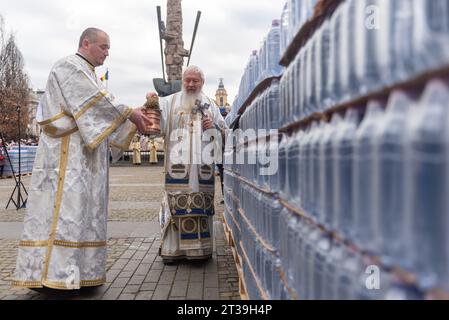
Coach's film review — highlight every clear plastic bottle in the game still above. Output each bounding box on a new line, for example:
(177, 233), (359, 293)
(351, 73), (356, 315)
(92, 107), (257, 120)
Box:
(321, 115), (343, 229)
(375, 90), (418, 269)
(323, 239), (346, 300)
(304, 122), (318, 216)
(334, 247), (360, 300)
(279, 69), (288, 128)
(312, 232), (332, 300)
(339, 0), (358, 102)
(353, 101), (385, 254)
(311, 122), (325, 221)
(327, 5), (344, 106)
(404, 79), (449, 291)
(266, 19), (283, 78)
(270, 197), (283, 252)
(268, 80), (281, 131)
(413, 0), (449, 73)
(268, 134), (280, 194)
(298, 49), (306, 120)
(318, 121), (330, 226)
(292, 54), (301, 123)
(280, 207), (290, 282)
(299, 125), (311, 212)
(288, 209), (300, 285)
(288, 130), (302, 209)
(299, 222), (315, 299)
(315, 20), (331, 113)
(354, 0), (392, 95)
(278, 134), (289, 200)
(307, 35), (318, 115)
(280, 2), (291, 57)
(292, 217), (305, 295)
(390, 0), (416, 82)
(333, 109), (360, 240)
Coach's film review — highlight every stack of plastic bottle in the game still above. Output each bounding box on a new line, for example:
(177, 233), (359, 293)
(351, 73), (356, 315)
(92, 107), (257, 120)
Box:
(2, 146), (38, 177)
(224, 0), (449, 300)
(227, 20), (284, 126)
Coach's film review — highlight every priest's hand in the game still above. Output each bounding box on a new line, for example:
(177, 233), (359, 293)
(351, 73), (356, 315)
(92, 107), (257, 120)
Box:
(129, 107), (151, 133)
(203, 116), (214, 131)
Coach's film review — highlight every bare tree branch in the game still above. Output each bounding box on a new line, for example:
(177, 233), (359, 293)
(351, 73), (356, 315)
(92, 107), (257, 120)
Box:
(0, 14), (30, 141)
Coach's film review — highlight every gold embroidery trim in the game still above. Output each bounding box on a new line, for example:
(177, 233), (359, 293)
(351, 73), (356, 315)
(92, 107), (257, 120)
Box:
(42, 278), (106, 290)
(74, 91), (108, 121)
(42, 135), (71, 283)
(110, 124), (137, 151)
(87, 107), (134, 151)
(11, 280), (43, 289)
(43, 126), (79, 139)
(19, 240), (107, 248)
(19, 241), (48, 248)
(38, 110), (73, 126)
(12, 278), (106, 290)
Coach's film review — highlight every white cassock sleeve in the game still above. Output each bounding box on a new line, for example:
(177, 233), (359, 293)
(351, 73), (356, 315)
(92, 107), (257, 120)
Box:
(54, 65), (135, 151)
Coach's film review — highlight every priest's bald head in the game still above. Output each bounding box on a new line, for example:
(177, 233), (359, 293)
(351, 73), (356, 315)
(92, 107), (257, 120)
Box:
(78, 28), (110, 67)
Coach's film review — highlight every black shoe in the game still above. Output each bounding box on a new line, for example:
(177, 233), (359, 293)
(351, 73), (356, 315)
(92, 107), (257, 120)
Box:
(162, 258), (179, 265)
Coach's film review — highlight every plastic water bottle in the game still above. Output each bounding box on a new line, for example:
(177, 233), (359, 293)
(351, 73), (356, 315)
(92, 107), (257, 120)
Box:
(321, 115), (343, 229)
(353, 100), (385, 254)
(315, 20), (331, 113)
(390, 0), (416, 82)
(280, 2), (291, 57)
(268, 80), (281, 130)
(323, 239), (346, 300)
(404, 79), (449, 291)
(268, 134), (280, 194)
(266, 19), (283, 77)
(354, 0), (392, 95)
(335, 247), (360, 300)
(413, 0), (449, 73)
(317, 121), (330, 226)
(339, 0), (358, 102)
(292, 54), (301, 122)
(327, 4), (344, 106)
(298, 49), (306, 120)
(311, 122), (325, 220)
(292, 217), (305, 295)
(287, 210), (300, 285)
(375, 90), (418, 269)
(304, 122), (318, 216)
(306, 35), (318, 114)
(279, 134), (289, 200)
(312, 232), (332, 300)
(300, 223), (318, 299)
(299, 126), (311, 212)
(333, 109), (359, 240)
(288, 130), (302, 209)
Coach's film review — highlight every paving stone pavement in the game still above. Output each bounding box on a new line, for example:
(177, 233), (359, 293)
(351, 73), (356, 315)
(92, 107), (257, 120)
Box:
(0, 166), (240, 300)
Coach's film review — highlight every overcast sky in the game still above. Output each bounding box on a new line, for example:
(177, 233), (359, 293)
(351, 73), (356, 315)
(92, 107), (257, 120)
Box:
(0, 0), (283, 107)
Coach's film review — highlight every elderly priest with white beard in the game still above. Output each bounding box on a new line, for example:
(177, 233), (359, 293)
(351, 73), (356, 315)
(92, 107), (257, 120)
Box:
(153, 66), (228, 264)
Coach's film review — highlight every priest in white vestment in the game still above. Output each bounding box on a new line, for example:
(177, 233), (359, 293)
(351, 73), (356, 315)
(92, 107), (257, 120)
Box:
(12, 28), (150, 290)
(157, 66), (227, 264)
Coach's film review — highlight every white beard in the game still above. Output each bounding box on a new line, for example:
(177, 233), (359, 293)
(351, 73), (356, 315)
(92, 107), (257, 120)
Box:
(180, 91), (202, 112)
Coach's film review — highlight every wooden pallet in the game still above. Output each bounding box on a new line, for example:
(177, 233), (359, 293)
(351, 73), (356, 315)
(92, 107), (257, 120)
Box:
(222, 219), (249, 300)
(1, 173), (32, 179)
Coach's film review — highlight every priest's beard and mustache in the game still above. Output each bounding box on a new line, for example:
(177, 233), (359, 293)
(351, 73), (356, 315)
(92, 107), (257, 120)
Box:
(181, 90), (202, 112)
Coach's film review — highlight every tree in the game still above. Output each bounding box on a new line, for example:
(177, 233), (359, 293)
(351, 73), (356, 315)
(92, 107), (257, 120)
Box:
(0, 14), (30, 141)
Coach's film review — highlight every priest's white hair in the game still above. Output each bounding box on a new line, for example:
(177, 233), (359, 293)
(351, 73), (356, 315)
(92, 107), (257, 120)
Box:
(183, 65), (205, 83)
